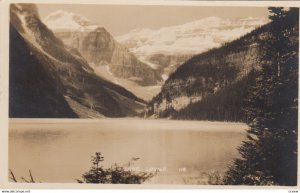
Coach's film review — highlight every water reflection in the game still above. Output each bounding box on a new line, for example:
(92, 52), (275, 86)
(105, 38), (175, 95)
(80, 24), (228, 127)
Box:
(9, 119), (247, 184)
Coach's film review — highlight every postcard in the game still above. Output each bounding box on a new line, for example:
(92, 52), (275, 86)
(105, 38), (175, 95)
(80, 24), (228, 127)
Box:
(0, 0), (299, 189)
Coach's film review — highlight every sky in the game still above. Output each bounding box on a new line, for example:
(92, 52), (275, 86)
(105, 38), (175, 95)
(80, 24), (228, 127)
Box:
(37, 4), (269, 36)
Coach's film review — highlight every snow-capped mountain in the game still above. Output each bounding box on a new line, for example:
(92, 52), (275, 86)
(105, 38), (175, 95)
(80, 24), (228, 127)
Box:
(148, 13), (298, 121)
(115, 16), (267, 82)
(43, 10), (98, 32)
(10, 4), (146, 118)
(43, 10), (161, 88)
(42, 11), (268, 101)
(116, 16), (268, 56)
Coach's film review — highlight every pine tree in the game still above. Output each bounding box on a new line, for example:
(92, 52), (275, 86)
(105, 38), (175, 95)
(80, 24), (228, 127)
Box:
(223, 7), (298, 185)
(78, 152), (155, 184)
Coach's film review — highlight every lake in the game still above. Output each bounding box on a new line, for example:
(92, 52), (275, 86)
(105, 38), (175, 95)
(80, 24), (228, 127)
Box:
(9, 119), (248, 184)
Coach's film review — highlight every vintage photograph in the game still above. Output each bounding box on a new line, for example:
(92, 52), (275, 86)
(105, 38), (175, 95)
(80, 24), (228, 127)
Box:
(8, 2), (298, 186)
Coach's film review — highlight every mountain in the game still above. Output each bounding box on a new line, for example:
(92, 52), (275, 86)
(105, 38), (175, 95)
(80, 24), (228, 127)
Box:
(42, 10), (98, 32)
(116, 17), (267, 80)
(148, 18), (284, 121)
(9, 4), (146, 118)
(43, 10), (161, 87)
(43, 12), (267, 100)
(117, 17), (267, 56)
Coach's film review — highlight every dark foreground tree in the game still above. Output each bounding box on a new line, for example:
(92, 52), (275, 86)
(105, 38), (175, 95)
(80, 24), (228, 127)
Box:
(223, 7), (298, 185)
(77, 152), (155, 184)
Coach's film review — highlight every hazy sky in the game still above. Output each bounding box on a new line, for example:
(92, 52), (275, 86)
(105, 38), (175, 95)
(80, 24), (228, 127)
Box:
(37, 4), (269, 36)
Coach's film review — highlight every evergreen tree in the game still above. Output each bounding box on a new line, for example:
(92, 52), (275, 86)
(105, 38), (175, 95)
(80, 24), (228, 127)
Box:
(78, 152), (155, 184)
(223, 7), (298, 185)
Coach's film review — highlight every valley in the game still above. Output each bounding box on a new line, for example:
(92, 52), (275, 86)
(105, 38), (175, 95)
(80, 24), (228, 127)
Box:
(42, 9), (267, 104)
(9, 3), (282, 121)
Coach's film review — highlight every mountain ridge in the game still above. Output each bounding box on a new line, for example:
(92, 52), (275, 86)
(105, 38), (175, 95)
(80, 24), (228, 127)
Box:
(116, 16), (267, 82)
(10, 3), (146, 118)
(43, 10), (162, 87)
(148, 19), (276, 120)
(116, 16), (267, 55)
(43, 10), (99, 32)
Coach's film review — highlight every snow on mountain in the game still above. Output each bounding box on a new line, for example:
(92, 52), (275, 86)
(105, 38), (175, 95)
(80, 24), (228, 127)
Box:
(43, 10), (98, 32)
(116, 16), (268, 56)
(41, 11), (268, 100)
(10, 4), (146, 117)
(42, 10), (162, 100)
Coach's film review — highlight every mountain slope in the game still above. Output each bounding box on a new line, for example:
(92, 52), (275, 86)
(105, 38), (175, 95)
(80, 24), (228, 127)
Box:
(44, 10), (161, 87)
(10, 24), (78, 118)
(170, 71), (258, 121)
(149, 14), (298, 121)
(148, 20), (275, 120)
(9, 4), (145, 118)
(117, 17), (267, 80)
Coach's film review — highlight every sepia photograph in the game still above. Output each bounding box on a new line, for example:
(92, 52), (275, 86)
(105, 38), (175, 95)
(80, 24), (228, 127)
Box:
(2, 0), (299, 188)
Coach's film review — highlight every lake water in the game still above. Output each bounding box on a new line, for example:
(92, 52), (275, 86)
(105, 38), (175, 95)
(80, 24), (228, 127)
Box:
(9, 119), (248, 184)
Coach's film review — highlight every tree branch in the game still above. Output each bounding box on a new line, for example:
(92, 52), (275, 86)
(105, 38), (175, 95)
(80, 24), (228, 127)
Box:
(29, 170), (35, 183)
(9, 169), (17, 182)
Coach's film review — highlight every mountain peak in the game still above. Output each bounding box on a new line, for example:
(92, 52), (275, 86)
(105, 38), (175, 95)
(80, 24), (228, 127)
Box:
(43, 10), (98, 32)
(94, 26), (108, 33)
(11, 4), (40, 18)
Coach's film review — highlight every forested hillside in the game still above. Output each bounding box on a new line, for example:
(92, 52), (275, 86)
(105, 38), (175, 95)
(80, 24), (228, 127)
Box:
(148, 11), (297, 122)
(171, 70), (258, 121)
